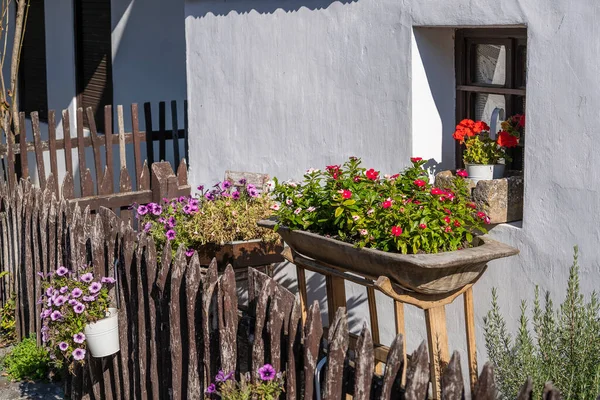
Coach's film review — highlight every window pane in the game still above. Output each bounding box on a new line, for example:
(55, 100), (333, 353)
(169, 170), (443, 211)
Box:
(473, 93), (506, 127)
(473, 44), (506, 85)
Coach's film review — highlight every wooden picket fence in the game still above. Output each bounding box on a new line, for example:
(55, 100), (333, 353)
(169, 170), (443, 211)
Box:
(0, 101), (188, 217)
(0, 178), (562, 399)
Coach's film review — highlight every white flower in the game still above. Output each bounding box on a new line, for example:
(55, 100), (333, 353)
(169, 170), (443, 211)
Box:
(294, 208), (302, 215)
(306, 168), (320, 174)
(265, 180), (275, 192)
(286, 199), (293, 206)
(295, 193), (303, 198)
(285, 180), (298, 188)
(352, 215), (360, 221)
(307, 206), (316, 212)
(367, 208), (374, 215)
(270, 204), (280, 211)
(359, 229), (368, 236)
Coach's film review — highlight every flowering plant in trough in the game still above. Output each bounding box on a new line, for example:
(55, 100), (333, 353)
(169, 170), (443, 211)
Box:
(271, 157), (490, 254)
(205, 364), (285, 400)
(39, 266), (116, 373)
(453, 116), (523, 165)
(137, 179), (279, 257)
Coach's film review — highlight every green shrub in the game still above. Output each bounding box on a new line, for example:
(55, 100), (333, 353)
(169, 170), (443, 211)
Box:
(3, 336), (51, 381)
(484, 246), (600, 399)
(0, 295), (16, 344)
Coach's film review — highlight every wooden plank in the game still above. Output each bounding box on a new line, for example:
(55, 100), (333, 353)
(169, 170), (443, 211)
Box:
(69, 190), (153, 211)
(404, 342), (430, 400)
(353, 324), (373, 400)
(424, 305), (449, 399)
(296, 266), (308, 323)
(323, 308), (348, 400)
(473, 363), (496, 400)
(170, 247), (186, 400)
(135, 235), (149, 400)
(326, 275), (346, 326)
(23, 184), (35, 336)
(516, 378), (533, 400)
(304, 301), (323, 400)
(119, 168), (133, 224)
(86, 107), (103, 194)
(117, 222), (135, 399)
(268, 284), (295, 372)
(5, 122), (16, 189)
(286, 297), (302, 400)
(131, 104), (143, 189)
(252, 279), (277, 375)
(201, 259), (218, 388)
(171, 100), (180, 170)
(48, 110), (58, 188)
(32, 194), (42, 346)
(102, 105), (114, 196)
(62, 109), (74, 180)
(61, 173), (75, 200)
(31, 113), (47, 189)
(441, 351), (464, 399)
(139, 161), (151, 191)
(366, 286), (383, 374)
(463, 287), (478, 392)
(18, 113), (28, 179)
(183, 99), (189, 165)
(117, 105), (126, 169)
(218, 266), (238, 374)
(394, 301), (407, 385)
(184, 253), (202, 398)
(381, 334), (405, 399)
(76, 108), (94, 197)
(158, 101), (166, 161)
(143, 103), (154, 165)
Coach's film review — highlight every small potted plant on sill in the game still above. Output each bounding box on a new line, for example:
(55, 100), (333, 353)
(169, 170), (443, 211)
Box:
(39, 266), (119, 374)
(137, 179), (283, 271)
(453, 115), (523, 184)
(260, 157), (518, 295)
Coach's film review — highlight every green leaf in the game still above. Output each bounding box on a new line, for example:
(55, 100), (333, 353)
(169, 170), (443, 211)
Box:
(343, 200), (356, 206)
(335, 207), (344, 218)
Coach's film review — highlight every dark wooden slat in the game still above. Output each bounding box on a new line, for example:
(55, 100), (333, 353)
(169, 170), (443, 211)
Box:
(31, 113), (47, 189)
(202, 259), (219, 387)
(516, 378), (533, 400)
(76, 108), (93, 196)
(18, 113), (28, 179)
(5, 126), (16, 189)
(158, 101), (166, 161)
(456, 84), (526, 96)
(381, 334), (405, 399)
(323, 307), (348, 400)
(286, 297), (302, 400)
(303, 301), (323, 400)
(184, 253), (202, 398)
(143, 103), (154, 165)
(86, 107), (103, 194)
(404, 342), (429, 400)
(48, 111), (59, 188)
(62, 110), (74, 179)
(473, 363), (496, 400)
(103, 105), (114, 195)
(131, 104), (143, 189)
(136, 234), (149, 400)
(441, 352), (464, 399)
(171, 100), (180, 170)
(218, 266), (238, 374)
(353, 324), (373, 400)
(118, 168), (133, 225)
(170, 247), (186, 400)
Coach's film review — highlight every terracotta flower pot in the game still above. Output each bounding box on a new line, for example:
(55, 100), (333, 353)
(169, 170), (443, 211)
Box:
(258, 219), (518, 295)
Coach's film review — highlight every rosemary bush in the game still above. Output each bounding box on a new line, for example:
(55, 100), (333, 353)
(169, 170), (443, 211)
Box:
(484, 246), (600, 399)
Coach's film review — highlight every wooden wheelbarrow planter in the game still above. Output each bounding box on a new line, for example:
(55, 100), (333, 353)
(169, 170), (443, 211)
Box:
(259, 219), (518, 399)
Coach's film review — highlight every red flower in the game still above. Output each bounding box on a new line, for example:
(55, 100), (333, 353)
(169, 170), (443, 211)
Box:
(390, 174), (400, 180)
(477, 211), (486, 219)
(467, 202), (476, 209)
(414, 179), (426, 187)
(518, 114), (525, 128)
(431, 188), (444, 195)
(391, 226), (403, 236)
(342, 190), (352, 199)
(365, 168), (379, 181)
(456, 169), (468, 178)
(326, 165), (341, 179)
(414, 200), (421, 205)
(410, 157), (423, 163)
(443, 216), (451, 224)
(419, 223), (427, 229)
(497, 131), (519, 148)
(353, 176), (361, 182)
(444, 226), (452, 233)
(453, 220), (461, 227)
(444, 209), (451, 214)
(382, 200), (392, 209)
(473, 121), (490, 134)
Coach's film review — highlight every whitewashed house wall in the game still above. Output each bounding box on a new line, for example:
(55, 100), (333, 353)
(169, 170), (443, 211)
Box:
(184, 0), (600, 382)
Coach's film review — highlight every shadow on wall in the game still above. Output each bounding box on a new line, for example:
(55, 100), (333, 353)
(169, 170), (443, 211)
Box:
(185, 0), (357, 17)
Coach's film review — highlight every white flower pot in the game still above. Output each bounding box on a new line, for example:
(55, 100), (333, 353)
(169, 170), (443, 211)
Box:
(465, 164), (505, 184)
(84, 308), (120, 358)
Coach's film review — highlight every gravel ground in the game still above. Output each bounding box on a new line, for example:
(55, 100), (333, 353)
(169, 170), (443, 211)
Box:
(0, 346), (64, 400)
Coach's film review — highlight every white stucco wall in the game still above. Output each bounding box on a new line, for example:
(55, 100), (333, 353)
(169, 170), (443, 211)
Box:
(184, 0), (600, 381)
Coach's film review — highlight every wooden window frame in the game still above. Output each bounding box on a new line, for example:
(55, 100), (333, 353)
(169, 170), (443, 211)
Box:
(455, 28), (527, 170)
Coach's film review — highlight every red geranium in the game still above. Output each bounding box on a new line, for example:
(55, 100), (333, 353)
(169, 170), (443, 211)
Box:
(391, 226), (403, 236)
(410, 157), (423, 163)
(382, 200), (392, 209)
(497, 131), (519, 148)
(414, 179), (426, 187)
(342, 190), (352, 199)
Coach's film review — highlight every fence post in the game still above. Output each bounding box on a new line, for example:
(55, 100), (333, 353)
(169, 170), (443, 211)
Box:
(151, 162), (178, 202)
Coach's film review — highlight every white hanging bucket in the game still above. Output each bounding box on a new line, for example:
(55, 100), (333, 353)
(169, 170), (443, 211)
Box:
(84, 308), (120, 358)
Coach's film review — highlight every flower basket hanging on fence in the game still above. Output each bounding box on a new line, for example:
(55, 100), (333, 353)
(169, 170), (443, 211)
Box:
(84, 308), (120, 358)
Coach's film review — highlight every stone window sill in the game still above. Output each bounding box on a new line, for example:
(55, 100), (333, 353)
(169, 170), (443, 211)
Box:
(435, 171), (523, 224)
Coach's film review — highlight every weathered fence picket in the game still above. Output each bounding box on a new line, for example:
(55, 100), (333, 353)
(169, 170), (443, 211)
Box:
(0, 179), (569, 399)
